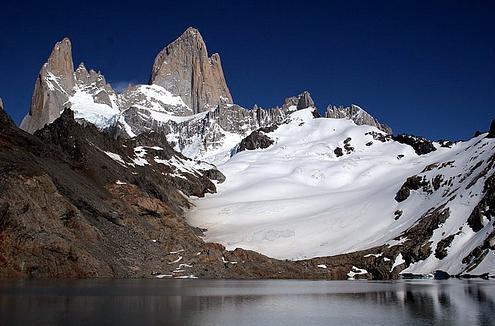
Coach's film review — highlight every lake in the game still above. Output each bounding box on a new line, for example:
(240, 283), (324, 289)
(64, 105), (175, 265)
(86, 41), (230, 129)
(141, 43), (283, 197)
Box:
(0, 279), (493, 326)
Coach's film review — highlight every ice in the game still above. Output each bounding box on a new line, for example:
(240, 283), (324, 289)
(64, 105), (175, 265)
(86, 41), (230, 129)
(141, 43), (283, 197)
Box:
(69, 90), (120, 129)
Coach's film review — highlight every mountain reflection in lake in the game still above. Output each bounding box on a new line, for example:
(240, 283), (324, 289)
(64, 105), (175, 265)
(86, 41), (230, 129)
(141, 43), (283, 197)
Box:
(0, 279), (493, 326)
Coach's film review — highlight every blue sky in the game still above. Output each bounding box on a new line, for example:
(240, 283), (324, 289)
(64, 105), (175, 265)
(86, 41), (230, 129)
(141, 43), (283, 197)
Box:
(0, 0), (493, 140)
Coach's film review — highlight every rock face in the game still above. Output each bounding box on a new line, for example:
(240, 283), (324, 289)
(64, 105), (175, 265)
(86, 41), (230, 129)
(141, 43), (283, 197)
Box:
(20, 38), (120, 134)
(19, 32), (395, 169)
(20, 38), (75, 133)
(488, 119), (495, 138)
(326, 104), (392, 134)
(0, 97), (4, 111)
(392, 134), (436, 155)
(150, 27), (233, 114)
(283, 91), (315, 110)
(237, 127), (276, 152)
(167, 104), (287, 164)
(74, 63), (117, 108)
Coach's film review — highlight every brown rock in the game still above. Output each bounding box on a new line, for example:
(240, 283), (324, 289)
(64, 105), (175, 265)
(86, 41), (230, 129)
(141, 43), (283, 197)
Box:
(20, 38), (75, 133)
(150, 27), (233, 113)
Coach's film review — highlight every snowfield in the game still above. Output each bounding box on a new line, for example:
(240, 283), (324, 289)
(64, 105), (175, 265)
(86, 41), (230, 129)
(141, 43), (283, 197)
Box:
(69, 90), (120, 129)
(187, 108), (495, 275)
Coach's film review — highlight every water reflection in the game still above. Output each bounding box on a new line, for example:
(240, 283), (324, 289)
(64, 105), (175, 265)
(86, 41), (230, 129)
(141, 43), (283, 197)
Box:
(0, 280), (493, 326)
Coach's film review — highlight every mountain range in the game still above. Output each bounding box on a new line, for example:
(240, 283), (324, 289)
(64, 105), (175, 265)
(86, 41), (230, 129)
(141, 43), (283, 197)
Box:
(1, 27), (494, 279)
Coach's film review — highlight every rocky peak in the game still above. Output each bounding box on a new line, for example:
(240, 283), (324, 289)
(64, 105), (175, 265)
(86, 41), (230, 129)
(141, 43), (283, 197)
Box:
(20, 37), (76, 133)
(20, 38), (120, 133)
(0, 97), (4, 111)
(75, 62), (107, 86)
(74, 62), (89, 80)
(149, 27), (233, 114)
(297, 91), (315, 109)
(74, 62), (116, 108)
(45, 37), (76, 90)
(282, 91), (316, 110)
(326, 104), (392, 134)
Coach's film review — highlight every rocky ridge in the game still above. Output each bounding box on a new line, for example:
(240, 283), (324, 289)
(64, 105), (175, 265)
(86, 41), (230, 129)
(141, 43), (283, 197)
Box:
(19, 29), (392, 166)
(326, 104), (392, 134)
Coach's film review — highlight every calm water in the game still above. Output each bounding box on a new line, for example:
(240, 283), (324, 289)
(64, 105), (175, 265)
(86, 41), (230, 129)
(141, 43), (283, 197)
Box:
(0, 279), (494, 326)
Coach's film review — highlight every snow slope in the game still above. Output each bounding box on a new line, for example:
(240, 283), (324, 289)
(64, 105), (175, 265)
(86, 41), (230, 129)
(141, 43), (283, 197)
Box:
(187, 108), (495, 275)
(69, 89), (120, 129)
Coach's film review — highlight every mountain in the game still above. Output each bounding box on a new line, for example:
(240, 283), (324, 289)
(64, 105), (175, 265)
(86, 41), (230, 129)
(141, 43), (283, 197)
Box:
(6, 27), (495, 279)
(150, 27), (233, 113)
(20, 38), (120, 133)
(4, 105), (355, 279)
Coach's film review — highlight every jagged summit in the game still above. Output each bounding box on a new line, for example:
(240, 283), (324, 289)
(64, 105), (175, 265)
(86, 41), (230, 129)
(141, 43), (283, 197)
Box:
(20, 37), (76, 133)
(326, 104), (392, 134)
(20, 37), (120, 133)
(149, 27), (233, 114)
(282, 91), (316, 110)
(45, 37), (75, 89)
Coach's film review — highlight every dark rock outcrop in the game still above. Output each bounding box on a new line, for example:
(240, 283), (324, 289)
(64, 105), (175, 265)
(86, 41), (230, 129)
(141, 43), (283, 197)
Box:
(395, 187), (410, 202)
(297, 91), (315, 109)
(395, 175), (428, 202)
(238, 129), (274, 152)
(488, 119), (495, 138)
(365, 131), (391, 143)
(283, 91), (315, 110)
(435, 234), (457, 259)
(467, 171), (495, 232)
(392, 134), (436, 155)
(397, 206), (450, 266)
(343, 137), (354, 154)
